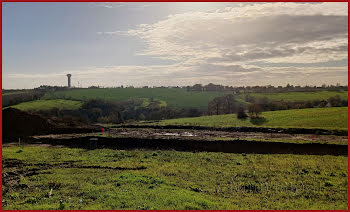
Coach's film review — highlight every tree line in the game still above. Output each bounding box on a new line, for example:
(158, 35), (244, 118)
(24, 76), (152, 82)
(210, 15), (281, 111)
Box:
(187, 83), (347, 93)
(35, 98), (203, 124)
(2, 90), (46, 107)
(207, 93), (348, 119)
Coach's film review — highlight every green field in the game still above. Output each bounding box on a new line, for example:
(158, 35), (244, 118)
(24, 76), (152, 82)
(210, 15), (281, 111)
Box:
(2, 91), (29, 96)
(3, 146), (347, 210)
(8, 99), (82, 111)
(157, 107), (348, 130)
(42, 88), (232, 109)
(42, 88), (347, 110)
(240, 91), (348, 102)
(139, 98), (167, 108)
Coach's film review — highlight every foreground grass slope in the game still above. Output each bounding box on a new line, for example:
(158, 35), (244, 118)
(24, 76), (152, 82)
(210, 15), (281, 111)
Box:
(3, 146), (347, 210)
(42, 88), (231, 109)
(8, 99), (82, 111)
(157, 107), (348, 130)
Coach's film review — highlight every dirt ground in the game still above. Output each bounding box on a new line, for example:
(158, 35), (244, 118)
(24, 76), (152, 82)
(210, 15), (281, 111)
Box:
(22, 128), (347, 145)
(3, 127), (346, 156)
(106, 128), (348, 144)
(2, 108), (101, 141)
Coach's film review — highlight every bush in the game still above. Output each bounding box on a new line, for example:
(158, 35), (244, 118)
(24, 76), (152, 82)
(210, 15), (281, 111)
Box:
(237, 107), (248, 119)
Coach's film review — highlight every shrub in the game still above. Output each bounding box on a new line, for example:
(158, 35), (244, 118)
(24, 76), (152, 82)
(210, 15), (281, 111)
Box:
(237, 107), (248, 119)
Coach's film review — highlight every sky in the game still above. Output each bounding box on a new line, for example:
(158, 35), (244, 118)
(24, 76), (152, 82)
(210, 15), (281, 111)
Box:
(2, 2), (348, 89)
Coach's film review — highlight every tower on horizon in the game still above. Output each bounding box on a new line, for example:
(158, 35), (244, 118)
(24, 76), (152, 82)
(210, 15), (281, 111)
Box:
(67, 74), (72, 88)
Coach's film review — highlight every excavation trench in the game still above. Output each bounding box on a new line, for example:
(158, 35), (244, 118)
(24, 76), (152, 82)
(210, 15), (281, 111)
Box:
(22, 136), (347, 156)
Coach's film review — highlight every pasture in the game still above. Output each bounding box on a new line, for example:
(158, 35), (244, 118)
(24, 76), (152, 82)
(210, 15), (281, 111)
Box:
(42, 88), (231, 109)
(8, 99), (82, 111)
(41, 88), (347, 110)
(240, 91), (347, 102)
(2, 146), (347, 210)
(157, 107), (348, 130)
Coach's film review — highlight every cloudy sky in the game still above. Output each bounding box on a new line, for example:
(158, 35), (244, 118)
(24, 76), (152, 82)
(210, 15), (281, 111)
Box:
(3, 2), (348, 89)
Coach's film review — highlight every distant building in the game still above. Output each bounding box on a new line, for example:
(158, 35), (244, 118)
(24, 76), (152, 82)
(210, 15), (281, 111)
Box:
(66, 74), (72, 88)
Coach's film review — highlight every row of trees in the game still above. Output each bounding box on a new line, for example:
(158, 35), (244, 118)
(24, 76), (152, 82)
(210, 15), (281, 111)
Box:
(187, 83), (347, 93)
(2, 90), (46, 107)
(207, 94), (348, 119)
(245, 95), (347, 111)
(36, 98), (203, 124)
(207, 94), (242, 115)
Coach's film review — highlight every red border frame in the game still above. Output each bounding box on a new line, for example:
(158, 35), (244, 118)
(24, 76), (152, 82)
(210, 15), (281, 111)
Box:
(0, 1), (349, 211)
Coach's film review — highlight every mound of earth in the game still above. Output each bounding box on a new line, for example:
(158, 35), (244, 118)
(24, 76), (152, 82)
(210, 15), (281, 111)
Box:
(3, 108), (52, 139)
(3, 108), (101, 140)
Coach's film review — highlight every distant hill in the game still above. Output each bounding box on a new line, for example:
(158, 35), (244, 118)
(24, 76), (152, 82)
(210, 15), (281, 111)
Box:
(41, 88), (347, 110)
(42, 88), (232, 109)
(156, 107), (348, 130)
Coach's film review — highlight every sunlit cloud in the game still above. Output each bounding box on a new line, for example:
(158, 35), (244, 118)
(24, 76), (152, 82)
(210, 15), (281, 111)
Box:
(4, 2), (348, 89)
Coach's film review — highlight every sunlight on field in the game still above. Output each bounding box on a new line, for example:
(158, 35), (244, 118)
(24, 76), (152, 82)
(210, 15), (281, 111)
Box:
(158, 107), (348, 130)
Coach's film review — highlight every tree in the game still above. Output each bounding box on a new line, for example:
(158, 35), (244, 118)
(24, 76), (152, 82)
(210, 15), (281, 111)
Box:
(207, 94), (239, 115)
(327, 95), (342, 107)
(248, 103), (263, 118)
(237, 107), (248, 119)
(208, 97), (222, 115)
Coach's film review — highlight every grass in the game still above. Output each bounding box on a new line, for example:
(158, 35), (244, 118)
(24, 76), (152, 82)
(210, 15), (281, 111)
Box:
(7, 99), (82, 111)
(239, 91), (348, 102)
(2, 91), (29, 96)
(2, 146), (348, 209)
(208, 137), (348, 145)
(41, 89), (347, 110)
(139, 98), (167, 108)
(42, 88), (232, 109)
(156, 107), (348, 130)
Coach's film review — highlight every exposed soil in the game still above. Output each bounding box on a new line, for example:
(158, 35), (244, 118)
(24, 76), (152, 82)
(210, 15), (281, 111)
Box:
(5, 127), (346, 156)
(28, 128), (347, 145)
(14, 134), (347, 156)
(3, 108), (52, 139)
(2, 108), (102, 141)
(3, 108), (347, 157)
(117, 124), (348, 136)
(2, 158), (147, 196)
(2, 159), (44, 196)
(105, 128), (348, 144)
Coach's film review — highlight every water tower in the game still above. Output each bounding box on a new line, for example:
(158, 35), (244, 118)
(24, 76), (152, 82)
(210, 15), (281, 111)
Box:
(67, 74), (72, 88)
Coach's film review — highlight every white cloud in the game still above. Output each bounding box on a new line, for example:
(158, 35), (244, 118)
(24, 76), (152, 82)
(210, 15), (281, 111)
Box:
(93, 2), (153, 10)
(103, 2), (346, 86)
(122, 2), (347, 65)
(5, 3), (348, 89)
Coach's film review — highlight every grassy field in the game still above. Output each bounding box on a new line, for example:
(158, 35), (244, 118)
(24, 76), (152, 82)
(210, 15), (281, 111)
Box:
(42, 88), (347, 110)
(206, 137), (348, 145)
(8, 99), (82, 111)
(2, 91), (29, 96)
(139, 98), (167, 108)
(239, 91), (348, 102)
(3, 146), (347, 210)
(42, 88), (232, 109)
(156, 107), (348, 130)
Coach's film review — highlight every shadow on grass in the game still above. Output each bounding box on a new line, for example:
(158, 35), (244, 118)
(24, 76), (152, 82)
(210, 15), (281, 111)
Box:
(250, 117), (268, 125)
